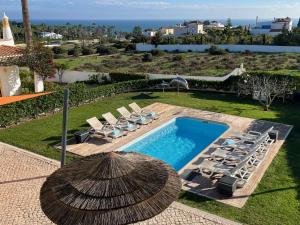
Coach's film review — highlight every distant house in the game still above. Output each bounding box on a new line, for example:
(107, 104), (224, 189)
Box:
(143, 29), (157, 37)
(251, 17), (293, 36)
(174, 21), (205, 37)
(205, 21), (225, 30)
(160, 27), (174, 36)
(40, 32), (63, 39)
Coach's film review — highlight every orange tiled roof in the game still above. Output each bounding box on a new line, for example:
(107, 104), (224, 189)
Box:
(0, 45), (23, 59)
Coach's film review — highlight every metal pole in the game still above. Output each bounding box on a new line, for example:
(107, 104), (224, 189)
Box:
(61, 88), (69, 167)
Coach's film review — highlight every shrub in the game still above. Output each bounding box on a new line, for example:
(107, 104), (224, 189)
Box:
(81, 47), (94, 55)
(142, 53), (153, 62)
(68, 46), (81, 57)
(96, 45), (119, 55)
(52, 46), (66, 55)
(113, 41), (130, 49)
(151, 49), (164, 56)
(173, 55), (183, 61)
(207, 45), (226, 55)
(125, 44), (136, 52)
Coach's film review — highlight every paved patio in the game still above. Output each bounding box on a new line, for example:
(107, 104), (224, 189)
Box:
(0, 142), (241, 225)
(65, 103), (292, 208)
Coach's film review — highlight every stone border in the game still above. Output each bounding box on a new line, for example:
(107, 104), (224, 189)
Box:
(172, 202), (242, 225)
(0, 142), (60, 167)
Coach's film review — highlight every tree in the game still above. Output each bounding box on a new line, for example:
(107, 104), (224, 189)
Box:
(226, 18), (232, 28)
(55, 63), (69, 83)
(21, 0), (33, 48)
(132, 26), (142, 37)
(297, 18), (300, 28)
(151, 32), (163, 46)
(11, 44), (56, 81)
(238, 74), (293, 111)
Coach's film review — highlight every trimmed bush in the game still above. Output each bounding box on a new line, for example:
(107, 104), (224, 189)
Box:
(142, 53), (153, 62)
(81, 47), (94, 55)
(151, 49), (165, 56)
(52, 46), (66, 55)
(173, 55), (183, 61)
(109, 72), (147, 83)
(207, 45), (226, 55)
(96, 45), (119, 55)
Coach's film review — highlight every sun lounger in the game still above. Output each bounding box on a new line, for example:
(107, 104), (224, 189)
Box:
(212, 136), (271, 164)
(117, 106), (152, 125)
(196, 137), (272, 188)
(102, 112), (139, 132)
(231, 126), (274, 143)
(86, 117), (126, 139)
(129, 102), (159, 120)
(222, 127), (273, 152)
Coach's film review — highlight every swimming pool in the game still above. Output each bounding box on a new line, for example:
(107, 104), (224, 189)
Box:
(120, 117), (229, 171)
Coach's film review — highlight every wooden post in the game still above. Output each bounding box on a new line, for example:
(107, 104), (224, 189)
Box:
(61, 88), (69, 167)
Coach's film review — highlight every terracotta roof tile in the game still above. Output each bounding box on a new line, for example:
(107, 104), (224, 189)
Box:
(0, 45), (23, 59)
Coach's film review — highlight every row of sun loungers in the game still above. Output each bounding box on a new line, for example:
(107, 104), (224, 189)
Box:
(188, 126), (276, 195)
(86, 102), (159, 141)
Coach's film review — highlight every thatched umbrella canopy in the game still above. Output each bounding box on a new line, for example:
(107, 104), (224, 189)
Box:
(40, 151), (181, 225)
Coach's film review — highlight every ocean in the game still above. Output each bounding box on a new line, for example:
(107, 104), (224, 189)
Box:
(23, 19), (298, 32)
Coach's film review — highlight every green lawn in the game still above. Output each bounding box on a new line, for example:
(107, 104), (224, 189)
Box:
(0, 91), (299, 225)
(55, 52), (300, 77)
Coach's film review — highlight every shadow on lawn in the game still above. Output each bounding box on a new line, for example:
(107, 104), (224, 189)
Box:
(43, 129), (82, 146)
(130, 92), (159, 100)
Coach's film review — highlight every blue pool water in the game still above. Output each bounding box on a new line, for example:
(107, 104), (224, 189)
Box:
(121, 117), (229, 171)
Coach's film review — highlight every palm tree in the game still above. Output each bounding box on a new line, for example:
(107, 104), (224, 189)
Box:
(21, 0), (33, 48)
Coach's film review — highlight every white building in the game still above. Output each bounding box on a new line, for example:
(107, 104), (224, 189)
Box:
(160, 27), (174, 36)
(251, 17), (293, 36)
(174, 21), (205, 37)
(0, 13), (44, 97)
(143, 29), (157, 37)
(40, 32), (63, 39)
(205, 21), (225, 30)
(0, 13), (22, 97)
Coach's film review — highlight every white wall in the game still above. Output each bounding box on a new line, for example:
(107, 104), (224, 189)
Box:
(0, 66), (21, 97)
(34, 73), (44, 93)
(47, 70), (109, 83)
(136, 43), (300, 53)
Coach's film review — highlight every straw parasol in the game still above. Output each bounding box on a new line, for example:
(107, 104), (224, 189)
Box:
(40, 151), (182, 225)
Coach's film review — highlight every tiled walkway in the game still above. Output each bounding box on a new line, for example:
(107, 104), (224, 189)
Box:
(0, 143), (241, 225)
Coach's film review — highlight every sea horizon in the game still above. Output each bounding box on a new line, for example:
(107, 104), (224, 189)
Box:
(11, 18), (299, 32)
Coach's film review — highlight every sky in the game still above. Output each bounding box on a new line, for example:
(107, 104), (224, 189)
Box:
(1, 0), (300, 20)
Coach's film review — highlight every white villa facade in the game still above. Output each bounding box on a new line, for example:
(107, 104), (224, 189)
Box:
(143, 29), (157, 37)
(251, 17), (293, 36)
(174, 21), (205, 37)
(0, 13), (22, 97)
(40, 32), (63, 39)
(205, 21), (225, 30)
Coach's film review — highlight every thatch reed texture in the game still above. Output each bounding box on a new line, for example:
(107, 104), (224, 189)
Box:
(40, 151), (181, 225)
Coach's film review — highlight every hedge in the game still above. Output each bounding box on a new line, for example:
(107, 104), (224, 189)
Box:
(109, 72), (148, 83)
(0, 80), (149, 127)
